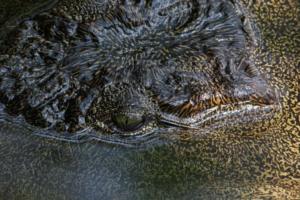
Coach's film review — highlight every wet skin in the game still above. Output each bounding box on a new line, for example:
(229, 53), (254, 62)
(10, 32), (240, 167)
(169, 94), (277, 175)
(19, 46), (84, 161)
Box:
(0, 0), (299, 199)
(0, 0), (278, 142)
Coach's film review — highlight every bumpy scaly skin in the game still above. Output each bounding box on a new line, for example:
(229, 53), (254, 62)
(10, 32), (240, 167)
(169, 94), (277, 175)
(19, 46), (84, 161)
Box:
(0, 0), (300, 199)
(0, 0), (278, 137)
(163, 0), (299, 198)
(0, 0), (299, 198)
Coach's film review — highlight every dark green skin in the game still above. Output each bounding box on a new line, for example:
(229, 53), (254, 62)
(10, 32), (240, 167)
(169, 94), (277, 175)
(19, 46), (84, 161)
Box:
(0, 0), (299, 199)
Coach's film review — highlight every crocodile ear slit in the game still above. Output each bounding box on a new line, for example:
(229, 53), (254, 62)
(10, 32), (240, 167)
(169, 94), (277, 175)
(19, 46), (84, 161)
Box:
(238, 58), (259, 78)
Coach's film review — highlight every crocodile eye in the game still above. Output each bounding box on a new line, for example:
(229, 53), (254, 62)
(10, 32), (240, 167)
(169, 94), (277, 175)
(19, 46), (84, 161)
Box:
(112, 114), (145, 132)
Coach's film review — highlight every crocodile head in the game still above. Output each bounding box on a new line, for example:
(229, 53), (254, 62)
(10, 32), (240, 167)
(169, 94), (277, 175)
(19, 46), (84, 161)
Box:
(0, 0), (279, 144)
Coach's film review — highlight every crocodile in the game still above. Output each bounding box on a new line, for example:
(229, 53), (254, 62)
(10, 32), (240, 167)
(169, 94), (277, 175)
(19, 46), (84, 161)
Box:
(0, 0), (299, 198)
(0, 0), (282, 143)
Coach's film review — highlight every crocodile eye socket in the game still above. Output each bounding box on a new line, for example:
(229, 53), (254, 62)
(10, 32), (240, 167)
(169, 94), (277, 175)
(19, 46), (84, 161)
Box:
(112, 114), (145, 132)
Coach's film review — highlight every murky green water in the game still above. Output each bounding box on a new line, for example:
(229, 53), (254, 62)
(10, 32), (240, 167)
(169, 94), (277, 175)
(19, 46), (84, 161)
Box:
(0, 0), (299, 199)
(0, 121), (266, 199)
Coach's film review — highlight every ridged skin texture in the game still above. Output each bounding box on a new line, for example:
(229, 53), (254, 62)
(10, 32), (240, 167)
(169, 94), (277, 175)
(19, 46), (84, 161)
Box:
(0, 0), (299, 199)
(0, 0), (279, 137)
